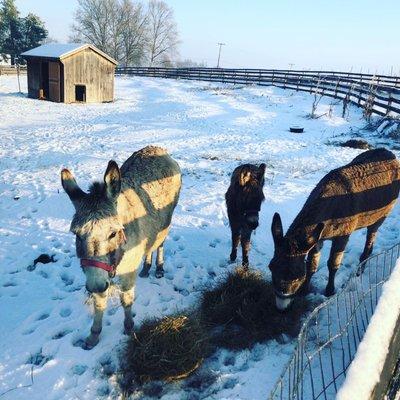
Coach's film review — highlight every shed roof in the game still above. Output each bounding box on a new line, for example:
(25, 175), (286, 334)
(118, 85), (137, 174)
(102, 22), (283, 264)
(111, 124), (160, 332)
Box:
(21, 43), (118, 65)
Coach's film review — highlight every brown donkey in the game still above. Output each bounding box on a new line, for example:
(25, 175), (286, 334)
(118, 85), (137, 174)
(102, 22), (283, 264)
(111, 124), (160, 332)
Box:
(226, 163), (266, 268)
(61, 146), (181, 348)
(269, 148), (400, 311)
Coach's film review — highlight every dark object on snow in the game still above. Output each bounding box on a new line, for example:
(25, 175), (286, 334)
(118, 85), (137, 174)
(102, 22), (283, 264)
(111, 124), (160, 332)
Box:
(13, 196), (20, 200)
(200, 267), (312, 349)
(28, 253), (56, 271)
(121, 314), (209, 385)
(269, 148), (400, 312)
(290, 126), (304, 133)
(34, 253), (55, 265)
(225, 163), (266, 268)
(340, 139), (371, 149)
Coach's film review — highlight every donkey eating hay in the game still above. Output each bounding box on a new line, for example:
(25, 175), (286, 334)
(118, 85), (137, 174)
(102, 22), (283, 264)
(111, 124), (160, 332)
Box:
(269, 148), (400, 311)
(61, 146), (181, 349)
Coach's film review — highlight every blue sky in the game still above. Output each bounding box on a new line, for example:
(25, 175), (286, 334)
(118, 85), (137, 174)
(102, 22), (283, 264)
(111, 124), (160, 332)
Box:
(15, 0), (400, 74)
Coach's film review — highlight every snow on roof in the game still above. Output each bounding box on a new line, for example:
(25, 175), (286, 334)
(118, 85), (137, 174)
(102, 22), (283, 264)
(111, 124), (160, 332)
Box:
(21, 43), (117, 64)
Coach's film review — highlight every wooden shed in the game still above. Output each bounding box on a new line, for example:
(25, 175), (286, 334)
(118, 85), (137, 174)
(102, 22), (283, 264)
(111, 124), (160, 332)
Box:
(21, 43), (117, 103)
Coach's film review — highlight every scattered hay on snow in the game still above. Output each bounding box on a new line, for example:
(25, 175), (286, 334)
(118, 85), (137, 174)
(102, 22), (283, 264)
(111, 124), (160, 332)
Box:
(121, 313), (210, 387)
(200, 267), (312, 349)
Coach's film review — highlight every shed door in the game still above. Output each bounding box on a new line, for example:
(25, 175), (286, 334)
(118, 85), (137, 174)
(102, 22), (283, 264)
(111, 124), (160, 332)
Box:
(48, 61), (61, 102)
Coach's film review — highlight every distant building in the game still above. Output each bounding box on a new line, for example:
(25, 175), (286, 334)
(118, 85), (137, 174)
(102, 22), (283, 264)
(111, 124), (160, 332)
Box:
(21, 43), (117, 103)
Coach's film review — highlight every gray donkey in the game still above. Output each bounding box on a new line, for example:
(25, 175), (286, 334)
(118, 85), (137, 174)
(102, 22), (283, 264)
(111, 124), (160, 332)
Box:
(61, 146), (181, 349)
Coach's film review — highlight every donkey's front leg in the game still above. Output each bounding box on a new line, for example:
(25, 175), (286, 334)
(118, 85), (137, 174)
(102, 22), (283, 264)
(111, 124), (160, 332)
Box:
(120, 272), (136, 334)
(155, 243), (165, 278)
(326, 236), (349, 296)
(86, 289), (108, 349)
(230, 225), (241, 263)
(301, 241), (323, 294)
(139, 252), (152, 278)
(241, 229), (252, 269)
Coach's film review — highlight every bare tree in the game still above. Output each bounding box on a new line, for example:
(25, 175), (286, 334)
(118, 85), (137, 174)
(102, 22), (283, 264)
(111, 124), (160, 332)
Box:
(146, 0), (179, 66)
(70, 0), (112, 50)
(119, 0), (147, 66)
(70, 0), (180, 66)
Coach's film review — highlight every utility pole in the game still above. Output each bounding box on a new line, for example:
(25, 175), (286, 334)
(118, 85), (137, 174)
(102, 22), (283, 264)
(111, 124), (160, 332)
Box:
(217, 42), (225, 68)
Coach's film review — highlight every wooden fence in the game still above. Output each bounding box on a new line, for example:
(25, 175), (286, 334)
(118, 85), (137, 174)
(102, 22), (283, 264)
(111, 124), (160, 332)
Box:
(0, 65), (27, 75)
(115, 67), (400, 118)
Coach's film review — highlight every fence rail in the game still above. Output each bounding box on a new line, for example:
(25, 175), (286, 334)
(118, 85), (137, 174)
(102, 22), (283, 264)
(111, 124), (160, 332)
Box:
(268, 243), (400, 399)
(0, 65), (26, 75)
(115, 67), (400, 117)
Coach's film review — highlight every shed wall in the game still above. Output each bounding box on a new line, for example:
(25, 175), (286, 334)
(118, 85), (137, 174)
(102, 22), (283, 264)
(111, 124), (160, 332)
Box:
(62, 49), (115, 103)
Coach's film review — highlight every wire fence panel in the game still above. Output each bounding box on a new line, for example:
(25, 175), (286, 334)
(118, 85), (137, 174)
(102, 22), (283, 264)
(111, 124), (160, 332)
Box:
(268, 243), (400, 400)
(115, 67), (400, 117)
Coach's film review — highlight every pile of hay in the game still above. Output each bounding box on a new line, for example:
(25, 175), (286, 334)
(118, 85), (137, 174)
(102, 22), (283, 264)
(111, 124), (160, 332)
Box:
(122, 313), (210, 385)
(200, 267), (312, 349)
(340, 139), (371, 149)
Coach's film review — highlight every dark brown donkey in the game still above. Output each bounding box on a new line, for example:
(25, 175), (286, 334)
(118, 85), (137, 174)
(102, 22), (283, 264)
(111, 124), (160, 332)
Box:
(269, 148), (400, 311)
(226, 163), (266, 268)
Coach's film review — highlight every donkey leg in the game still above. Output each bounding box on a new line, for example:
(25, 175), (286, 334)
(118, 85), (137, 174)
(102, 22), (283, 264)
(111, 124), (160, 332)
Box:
(85, 289), (108, 349)
(120, 272), (136, 334)
(301, 241), (323, 294)
(360, 219), (384, 263)
(326, 236), (349, 297)
(139, 252), (152, 278)
(155, 243), (165, 278)
(240, 229), (252, 269)
(230, 225), (241, 263)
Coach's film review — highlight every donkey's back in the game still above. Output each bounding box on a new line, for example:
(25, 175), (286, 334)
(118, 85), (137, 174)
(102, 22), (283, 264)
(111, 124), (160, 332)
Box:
(289, 148), (400, 239)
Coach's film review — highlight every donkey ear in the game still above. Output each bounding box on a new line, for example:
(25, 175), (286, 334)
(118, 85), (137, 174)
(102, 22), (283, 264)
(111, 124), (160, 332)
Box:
(306, 223), (325, 249)
(271, 212), (284, 245)
(61, 169), (85, 205)
(258, 163), (266, 177)
(104, 160), (121, 198)
(311, 222), (325, 244)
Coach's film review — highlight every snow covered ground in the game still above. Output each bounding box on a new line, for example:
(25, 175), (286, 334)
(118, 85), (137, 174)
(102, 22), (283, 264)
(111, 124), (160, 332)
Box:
(1, 75), (399, 400)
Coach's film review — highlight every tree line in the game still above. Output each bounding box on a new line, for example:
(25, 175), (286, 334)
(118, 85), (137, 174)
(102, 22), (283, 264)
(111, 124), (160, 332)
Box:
(0, 0), (48, 65)
(70, 0), (181, 67)
(0, 0), (204, 67)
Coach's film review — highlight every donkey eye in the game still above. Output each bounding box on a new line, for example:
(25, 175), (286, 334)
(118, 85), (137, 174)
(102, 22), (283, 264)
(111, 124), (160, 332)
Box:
(108, 231), (117, 240)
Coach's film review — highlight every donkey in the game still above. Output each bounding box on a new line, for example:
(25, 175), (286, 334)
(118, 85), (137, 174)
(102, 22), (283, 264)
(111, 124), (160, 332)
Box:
(269, 148), (400, 311)
(226, 163), (266, 268)
(61, 146), (181, 349)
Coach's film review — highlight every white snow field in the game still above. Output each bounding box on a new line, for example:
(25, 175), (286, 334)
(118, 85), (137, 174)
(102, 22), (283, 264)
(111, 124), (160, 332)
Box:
(1, 75), (399, 400)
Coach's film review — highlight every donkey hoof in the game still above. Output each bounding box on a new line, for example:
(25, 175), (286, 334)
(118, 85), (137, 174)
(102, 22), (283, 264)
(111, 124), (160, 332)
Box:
(83, 335), (99, 350)
(242, 262), (249, 270)
(229, 252), (237, 263)
(139, 269), (150, 278)
(155, 269), (164, 279)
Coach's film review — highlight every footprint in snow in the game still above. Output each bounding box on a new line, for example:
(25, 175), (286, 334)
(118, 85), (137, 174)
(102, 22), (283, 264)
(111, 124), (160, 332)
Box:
(71, 364), (88, 376)
(52, 329), (73, 340)
(60, 307), (72, 318)
(36, 312), (50, 321)
(60, 272), (74, 286)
